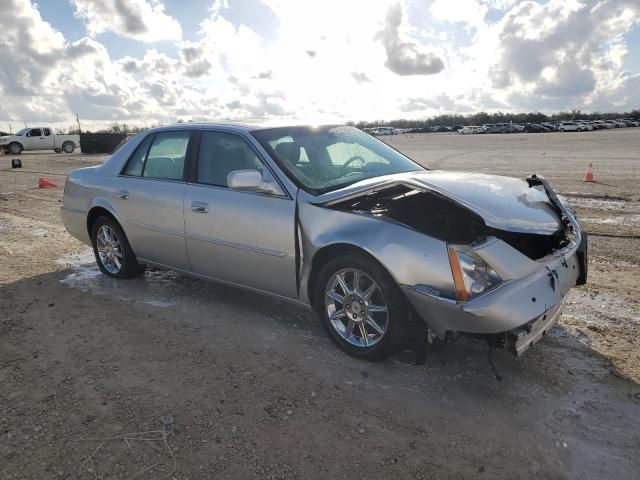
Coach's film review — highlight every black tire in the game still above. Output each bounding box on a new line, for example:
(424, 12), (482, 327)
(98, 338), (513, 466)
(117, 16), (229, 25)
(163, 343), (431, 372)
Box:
(8, 142), (22, 155)
(54, 148), (62, 153)
(91, 215), (145, 279)
(314, 253), (411, 361)
(62, 142), (75, 154)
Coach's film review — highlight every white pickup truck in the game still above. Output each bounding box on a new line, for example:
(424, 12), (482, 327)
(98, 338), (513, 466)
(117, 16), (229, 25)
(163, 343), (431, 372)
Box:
(0, 127), (80, 154)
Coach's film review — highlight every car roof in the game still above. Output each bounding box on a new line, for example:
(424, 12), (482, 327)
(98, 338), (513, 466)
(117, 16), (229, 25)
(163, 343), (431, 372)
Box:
(145, 121), (348, 134)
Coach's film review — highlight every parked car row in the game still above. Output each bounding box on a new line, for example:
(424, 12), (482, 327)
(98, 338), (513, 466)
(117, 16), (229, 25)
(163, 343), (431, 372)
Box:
(457, 118), (639, 135)
(363, 118), (639, 136)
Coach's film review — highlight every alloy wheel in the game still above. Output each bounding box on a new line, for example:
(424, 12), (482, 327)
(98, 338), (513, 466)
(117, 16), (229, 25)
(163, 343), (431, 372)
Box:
(96, 225), (123, 274)
(325, 268), (389, 348)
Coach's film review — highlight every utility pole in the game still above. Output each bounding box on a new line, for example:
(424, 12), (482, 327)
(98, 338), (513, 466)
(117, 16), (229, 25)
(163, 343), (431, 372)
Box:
(76, 114), (81, 134)
(8, 124), (12, 133)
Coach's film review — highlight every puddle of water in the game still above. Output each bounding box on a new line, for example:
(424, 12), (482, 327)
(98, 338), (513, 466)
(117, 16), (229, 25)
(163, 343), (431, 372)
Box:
(56, 249), (177, 308)
(31, 228), (49, 237)
(580, 214), (640, 225)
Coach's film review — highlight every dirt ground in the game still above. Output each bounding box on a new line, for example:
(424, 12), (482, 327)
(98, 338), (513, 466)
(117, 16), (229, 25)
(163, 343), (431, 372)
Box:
(1, 129), (639, 480)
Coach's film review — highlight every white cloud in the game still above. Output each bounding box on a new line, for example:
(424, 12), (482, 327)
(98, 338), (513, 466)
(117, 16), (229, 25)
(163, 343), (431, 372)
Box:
(378, 3), (445, 75)
(430, 0), (488, 31)
(0, 0), (639, 131)
(489, 0), (640, 103)
(72, 0), (182, 42)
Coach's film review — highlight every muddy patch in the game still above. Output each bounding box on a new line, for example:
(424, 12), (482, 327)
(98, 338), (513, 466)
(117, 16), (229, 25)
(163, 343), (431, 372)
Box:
(562, 290), (639, 330)
(581, 214), (640, 225)
(56, 249), (177, 308)
(565, 195), (640, 212)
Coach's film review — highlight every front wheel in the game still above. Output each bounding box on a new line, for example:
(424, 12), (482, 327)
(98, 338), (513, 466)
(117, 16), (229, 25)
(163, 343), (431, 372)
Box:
(91, 216), (145, 279)
(315, 253), (410, 361)
(8, 143), (22, 155)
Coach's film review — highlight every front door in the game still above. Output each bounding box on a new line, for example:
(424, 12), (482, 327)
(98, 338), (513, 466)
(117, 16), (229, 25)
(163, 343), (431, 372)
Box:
(184, 130), (297, 299)
(25, 128), (50, 150)
(111, 130), (192, 270)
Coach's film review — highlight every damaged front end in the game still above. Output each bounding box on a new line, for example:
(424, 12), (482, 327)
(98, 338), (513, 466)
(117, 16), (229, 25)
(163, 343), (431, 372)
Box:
(314, 171), (587, 356)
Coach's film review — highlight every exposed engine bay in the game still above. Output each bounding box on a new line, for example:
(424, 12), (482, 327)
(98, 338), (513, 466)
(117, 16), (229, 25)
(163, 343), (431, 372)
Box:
(330, 183), (569, 261)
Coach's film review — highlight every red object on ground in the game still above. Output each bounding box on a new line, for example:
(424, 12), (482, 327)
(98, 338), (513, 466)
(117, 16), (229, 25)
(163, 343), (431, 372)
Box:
(584, 163), (594, 182)
(38, 177), (57, 188)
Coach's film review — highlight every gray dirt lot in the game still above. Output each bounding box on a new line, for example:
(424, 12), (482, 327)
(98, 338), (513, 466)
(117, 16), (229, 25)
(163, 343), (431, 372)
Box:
(1, 129), (639, 479)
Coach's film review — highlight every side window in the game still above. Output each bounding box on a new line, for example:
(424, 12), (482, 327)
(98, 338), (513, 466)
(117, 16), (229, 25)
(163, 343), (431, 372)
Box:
(123, 134), (154, 176)
(142, 131), (189, 180)
(43, 128), (51, 136)
(197, 131), (275, 188)
(28, 129), (42, 137)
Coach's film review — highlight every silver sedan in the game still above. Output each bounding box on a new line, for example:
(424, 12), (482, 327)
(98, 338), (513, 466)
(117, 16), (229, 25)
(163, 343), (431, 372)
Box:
(62, 124), (587, 360)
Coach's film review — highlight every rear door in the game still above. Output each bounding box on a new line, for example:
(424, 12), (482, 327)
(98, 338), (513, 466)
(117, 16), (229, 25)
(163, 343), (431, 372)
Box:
(183, 129), (297, 298)
(110, 130), (193, 270)
(41, 128), (55, 149)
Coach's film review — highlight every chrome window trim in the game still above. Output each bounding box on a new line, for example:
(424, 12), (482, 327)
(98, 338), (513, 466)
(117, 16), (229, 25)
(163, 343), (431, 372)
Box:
(184, 180), (293, 201)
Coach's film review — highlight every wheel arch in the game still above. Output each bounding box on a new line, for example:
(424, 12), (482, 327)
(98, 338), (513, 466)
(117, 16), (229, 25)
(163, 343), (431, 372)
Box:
(306, 242), (396, 311)
(86, 205), (120, 239)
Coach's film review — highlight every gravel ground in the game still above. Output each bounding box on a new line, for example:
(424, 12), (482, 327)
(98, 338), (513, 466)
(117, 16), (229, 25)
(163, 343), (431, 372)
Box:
(1, 129), (639, 479)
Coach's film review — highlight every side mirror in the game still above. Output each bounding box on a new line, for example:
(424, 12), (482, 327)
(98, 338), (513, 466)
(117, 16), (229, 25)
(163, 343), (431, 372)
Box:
(227, 169), (283, 195)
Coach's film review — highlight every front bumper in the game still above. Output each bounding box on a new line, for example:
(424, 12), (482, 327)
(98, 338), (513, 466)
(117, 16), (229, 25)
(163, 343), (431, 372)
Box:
(402, 239), (585, 355)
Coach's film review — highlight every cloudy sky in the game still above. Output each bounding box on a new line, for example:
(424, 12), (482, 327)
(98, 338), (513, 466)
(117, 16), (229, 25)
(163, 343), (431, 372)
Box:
(1, 0), (639, 130)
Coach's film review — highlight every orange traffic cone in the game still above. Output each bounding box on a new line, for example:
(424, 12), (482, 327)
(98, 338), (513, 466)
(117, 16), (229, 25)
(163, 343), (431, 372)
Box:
(584, 163), (594, 183)
(38, 177), (57, 188)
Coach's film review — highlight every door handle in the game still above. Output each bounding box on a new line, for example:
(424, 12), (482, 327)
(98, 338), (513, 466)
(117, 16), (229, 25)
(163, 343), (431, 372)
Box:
(117, 190), (130, 199)
(191, 201), (209, 213)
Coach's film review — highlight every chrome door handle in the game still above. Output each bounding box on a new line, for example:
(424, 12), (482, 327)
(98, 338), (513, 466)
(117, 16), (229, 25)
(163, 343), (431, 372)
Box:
(191, 201), (209, 213)
(117, 190), (130, 199)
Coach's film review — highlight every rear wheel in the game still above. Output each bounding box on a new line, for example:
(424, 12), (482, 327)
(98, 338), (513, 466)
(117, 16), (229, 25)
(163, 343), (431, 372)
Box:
(62, 142), (75, 153)
(91, 216), (145, 279)
(315, 253), (410, 361)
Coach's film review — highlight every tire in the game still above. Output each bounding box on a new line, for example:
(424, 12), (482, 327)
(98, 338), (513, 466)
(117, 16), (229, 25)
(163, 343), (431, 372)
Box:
(91, 215), (145, 279)
(8, 142), (22, 155)
(54, 148), (62, 153)
(314, 253), (411, 361)
(62, 142), (75, 154)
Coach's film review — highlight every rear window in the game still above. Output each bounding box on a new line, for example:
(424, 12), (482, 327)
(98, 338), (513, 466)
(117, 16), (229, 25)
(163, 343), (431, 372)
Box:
(122, 131), (190, 180)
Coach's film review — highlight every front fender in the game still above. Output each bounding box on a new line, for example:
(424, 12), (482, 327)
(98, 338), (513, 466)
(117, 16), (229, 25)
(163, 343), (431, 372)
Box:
(298, 202), (455, 305)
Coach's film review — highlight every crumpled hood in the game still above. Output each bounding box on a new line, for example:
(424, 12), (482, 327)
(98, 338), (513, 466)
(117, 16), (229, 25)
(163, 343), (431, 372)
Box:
(312, 170), (563, 235)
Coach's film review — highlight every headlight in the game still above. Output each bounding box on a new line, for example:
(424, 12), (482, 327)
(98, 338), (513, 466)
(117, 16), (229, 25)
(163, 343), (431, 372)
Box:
(447, 246), (502, 301)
